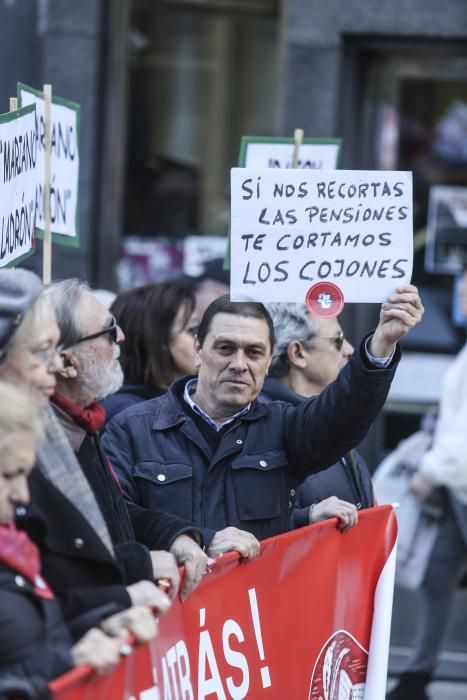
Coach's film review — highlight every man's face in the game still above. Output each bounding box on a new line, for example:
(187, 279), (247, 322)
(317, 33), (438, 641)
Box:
(195, 313), (272, 415)
(301, 317), (354, 393)
(69, 290), (125, 403)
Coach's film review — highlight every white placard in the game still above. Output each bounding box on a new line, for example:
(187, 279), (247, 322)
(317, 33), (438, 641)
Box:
(244, 142), (340, 169)
(230, 168), (413, 304)
(0, 105), (38, 266)
(19, 85), (79, 241)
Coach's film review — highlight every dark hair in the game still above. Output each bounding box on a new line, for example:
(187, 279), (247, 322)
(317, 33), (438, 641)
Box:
(111, 280), (195, 388)
(197, 295), (275, 350)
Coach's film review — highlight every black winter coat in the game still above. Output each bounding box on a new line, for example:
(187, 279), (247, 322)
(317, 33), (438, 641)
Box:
(0, 561), (72, 681)
(102, 338), (398, 546)
(16, 468), (128, 635)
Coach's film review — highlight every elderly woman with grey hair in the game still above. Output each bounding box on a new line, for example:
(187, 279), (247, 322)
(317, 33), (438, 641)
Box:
(260, 302), (374, 532)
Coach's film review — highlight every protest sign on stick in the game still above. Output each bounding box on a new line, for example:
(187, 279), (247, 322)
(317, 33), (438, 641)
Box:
(17, 82), (80, 248)
(0, 103), (38, 267)
(239, 134), (341, 170)
(230, 168), (413, 304)
(224, 134), (341, 270)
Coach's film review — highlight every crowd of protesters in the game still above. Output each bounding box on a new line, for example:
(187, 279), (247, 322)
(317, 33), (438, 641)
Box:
(0, 266), (424, 699)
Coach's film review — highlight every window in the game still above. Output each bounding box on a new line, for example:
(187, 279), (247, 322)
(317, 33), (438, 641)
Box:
(125, 0), (279, 238)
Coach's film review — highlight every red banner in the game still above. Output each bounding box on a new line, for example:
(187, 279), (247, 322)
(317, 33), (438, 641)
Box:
(51, 505), (397, 700)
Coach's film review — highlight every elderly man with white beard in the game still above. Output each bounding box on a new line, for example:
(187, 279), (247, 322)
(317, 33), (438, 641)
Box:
(48, 279), (208, 602)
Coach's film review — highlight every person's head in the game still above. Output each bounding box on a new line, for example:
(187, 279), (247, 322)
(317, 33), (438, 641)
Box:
(111, 280), (198, 390)
(194, 295), (275, 418)
(191, 258), (230, 319)
(0, 382), (43, 524)
(0, 269), (61, 407)
(266, 302), (354, 396)
(50, 279), (125, 407)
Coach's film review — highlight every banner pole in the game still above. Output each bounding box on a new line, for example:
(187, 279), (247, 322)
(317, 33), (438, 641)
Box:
(291, 128), (304, 168)
(43, 84), (52, 285)
(9, 97), (17, 112)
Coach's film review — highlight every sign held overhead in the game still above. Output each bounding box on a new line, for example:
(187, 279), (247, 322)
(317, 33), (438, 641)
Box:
(230, 168), (413, 304)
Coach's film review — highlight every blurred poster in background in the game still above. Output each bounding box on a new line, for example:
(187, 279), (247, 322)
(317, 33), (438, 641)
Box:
(117, 235), (227, 290)
(425, 185), (467, 274)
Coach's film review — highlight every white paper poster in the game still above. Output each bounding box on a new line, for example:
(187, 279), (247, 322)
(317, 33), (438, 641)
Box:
(19, 83), (80, 244)
(230, 168), (413, 304)
(0, 104), (38, 266)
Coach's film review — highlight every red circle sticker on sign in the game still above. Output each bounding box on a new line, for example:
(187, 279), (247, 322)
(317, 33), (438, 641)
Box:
(305, 282), (345, 318)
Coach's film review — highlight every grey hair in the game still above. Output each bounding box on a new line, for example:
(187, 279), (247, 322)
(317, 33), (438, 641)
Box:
(13, 290), (54, 348)
(48, 279), (90, 347)
(265, 303), (319, 378)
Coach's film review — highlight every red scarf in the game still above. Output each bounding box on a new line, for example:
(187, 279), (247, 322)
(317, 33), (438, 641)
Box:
(51, 391), (122, 490)
(51, 393), (106, 435)
(0, 523), (53, 599)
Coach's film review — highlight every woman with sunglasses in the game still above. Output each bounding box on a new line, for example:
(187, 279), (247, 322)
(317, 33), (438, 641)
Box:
(103, 280), (199, 424)
(260, 302), (374, 532)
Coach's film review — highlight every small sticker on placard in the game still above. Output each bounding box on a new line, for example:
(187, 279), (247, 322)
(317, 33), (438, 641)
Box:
(306, 282), (345, 318)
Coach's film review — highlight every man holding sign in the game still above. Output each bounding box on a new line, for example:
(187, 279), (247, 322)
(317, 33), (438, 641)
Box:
(103, 284), (423, 556)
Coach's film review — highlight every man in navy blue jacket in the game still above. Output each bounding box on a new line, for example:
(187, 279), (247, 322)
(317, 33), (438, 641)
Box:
(103, 286), (423, 558)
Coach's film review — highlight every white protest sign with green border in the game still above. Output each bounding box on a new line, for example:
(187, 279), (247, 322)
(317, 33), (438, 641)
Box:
(0, 103), (38, 267)
(230, 168), (413, 303)
(224, 135), (342, 269)
(17, 82), (80, 247)
(238, 135), (341, 169)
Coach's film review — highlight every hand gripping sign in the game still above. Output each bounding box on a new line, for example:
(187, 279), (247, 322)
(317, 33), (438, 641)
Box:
(230, 168), (413, 312)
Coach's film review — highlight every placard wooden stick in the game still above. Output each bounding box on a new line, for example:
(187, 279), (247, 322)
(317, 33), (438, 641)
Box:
(291, 128), (304, 168)
(43, 84), (52, 284)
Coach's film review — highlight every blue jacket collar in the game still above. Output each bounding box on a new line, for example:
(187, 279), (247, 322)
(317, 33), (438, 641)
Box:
(152, 376), (269, 430)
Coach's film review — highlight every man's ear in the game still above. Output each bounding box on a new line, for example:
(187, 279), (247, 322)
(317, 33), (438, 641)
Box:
(286, 341), (308, 369)
(194, 338), (202, 370)
(57, 349), (79, 380)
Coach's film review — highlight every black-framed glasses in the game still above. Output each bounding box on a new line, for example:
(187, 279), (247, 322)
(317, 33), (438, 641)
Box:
(319, 330), (345, 351)
(65, 316), (118, 349)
